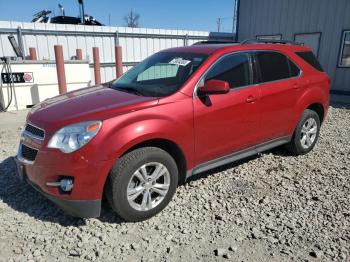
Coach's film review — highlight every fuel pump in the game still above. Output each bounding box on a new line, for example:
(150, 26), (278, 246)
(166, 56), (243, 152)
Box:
(0, 57), (18, 111)
(0, 35), (23, 111)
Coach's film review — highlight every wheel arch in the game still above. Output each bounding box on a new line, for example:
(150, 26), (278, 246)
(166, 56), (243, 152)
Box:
(290, 101), (325, 135)
(101, 137), (188, 192)
(291, 84), (328, 134)
(100, 137), (189, 209)
(122, 138), (188, 185)
(306, 103), (325, 124)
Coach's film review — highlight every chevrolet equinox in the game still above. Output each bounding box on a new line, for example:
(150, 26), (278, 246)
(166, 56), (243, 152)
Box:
(16, 40), (330, 221)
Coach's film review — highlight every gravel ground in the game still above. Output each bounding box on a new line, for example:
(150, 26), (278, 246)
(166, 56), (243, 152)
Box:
(0, 106), (349, 262)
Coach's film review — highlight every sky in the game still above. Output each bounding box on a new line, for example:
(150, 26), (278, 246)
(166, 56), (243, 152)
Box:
(0, 0), (236, 32)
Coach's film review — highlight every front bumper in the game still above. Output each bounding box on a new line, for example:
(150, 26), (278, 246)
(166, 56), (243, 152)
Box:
(15, 156), (102, 218)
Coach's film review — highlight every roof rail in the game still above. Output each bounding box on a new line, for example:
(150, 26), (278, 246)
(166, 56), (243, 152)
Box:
(193, 40), (237, 45)
(241, 39), (303, 46)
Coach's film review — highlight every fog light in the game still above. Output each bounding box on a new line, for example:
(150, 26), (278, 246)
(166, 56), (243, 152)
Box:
(46, 178), (74, 192)
(60, 178), (73, 192)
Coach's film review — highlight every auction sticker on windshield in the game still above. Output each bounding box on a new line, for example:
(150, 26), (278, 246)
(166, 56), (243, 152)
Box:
(169, 58), (191, 66)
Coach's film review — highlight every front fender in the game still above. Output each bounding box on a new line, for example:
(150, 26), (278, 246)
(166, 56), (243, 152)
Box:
(97, 103), (194, 168)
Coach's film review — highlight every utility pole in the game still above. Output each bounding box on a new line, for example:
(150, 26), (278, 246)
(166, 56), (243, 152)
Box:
(217, 18), (222, 32)
(217, 17), (235, 32)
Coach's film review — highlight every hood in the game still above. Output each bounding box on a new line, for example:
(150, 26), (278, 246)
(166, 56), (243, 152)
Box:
(27, 85), (159, 131)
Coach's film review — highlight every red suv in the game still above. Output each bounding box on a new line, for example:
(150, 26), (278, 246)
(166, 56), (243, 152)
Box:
(16, 40), (330, 221)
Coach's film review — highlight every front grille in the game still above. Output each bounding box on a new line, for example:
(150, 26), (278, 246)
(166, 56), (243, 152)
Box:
(21, 144), (38, 162)
(25, 123), (45, 139)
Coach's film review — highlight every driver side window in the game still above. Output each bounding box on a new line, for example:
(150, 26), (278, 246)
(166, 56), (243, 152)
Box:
(205, 53), (251, 89)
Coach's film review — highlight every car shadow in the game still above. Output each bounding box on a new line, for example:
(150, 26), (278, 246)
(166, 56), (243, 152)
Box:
(263, 145), (293, 157)
(185, 154), (261, 183)
(185, 145), (293, 184)
(0, 146), (292, 226)
(0, 156), (123, 226)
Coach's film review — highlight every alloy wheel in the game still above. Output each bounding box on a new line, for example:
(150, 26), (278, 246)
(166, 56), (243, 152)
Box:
(300, 118), (318, 149)
(127, 162), (170, 211)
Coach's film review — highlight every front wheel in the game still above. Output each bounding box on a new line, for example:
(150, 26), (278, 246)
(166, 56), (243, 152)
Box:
(106, 147), (178, 222)
(286, 109), (321, 155)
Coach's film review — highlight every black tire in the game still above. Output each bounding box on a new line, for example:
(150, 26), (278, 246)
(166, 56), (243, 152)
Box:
(286, 109), (321, 155)
(105, 147), (178, 222)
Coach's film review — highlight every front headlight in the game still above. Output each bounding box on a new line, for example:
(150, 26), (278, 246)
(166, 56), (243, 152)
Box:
(48, 121), (102, 153)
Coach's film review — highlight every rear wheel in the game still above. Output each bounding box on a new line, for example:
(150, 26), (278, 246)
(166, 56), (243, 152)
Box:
(286, 109), (321, 155)
(106, 147), (178, 222)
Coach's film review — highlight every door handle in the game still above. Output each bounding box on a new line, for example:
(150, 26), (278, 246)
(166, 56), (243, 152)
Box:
(246, 95), (256, 103)
(293, 83), (301, 90)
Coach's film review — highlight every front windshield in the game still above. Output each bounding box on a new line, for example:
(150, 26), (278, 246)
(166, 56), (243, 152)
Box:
(110, 52), (208, 97)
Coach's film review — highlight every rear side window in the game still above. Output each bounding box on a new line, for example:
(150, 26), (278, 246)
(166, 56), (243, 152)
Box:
(256, 51), (291, 82)
(205, 53), (251, 89)
(296, 51), (324, 72)
(289, 60), (301, 77)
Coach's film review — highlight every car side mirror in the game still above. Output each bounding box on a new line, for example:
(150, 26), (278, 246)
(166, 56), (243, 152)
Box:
(198, 79), (230, 95)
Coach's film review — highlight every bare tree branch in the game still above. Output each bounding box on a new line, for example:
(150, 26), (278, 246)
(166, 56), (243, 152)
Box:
(124, 9), (140, 28)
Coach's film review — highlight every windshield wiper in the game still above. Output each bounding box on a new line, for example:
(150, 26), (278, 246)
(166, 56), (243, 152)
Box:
(109, 83), (144, 96)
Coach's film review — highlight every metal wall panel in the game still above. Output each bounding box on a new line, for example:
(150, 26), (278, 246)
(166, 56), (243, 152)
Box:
(237, 0), (350, 92)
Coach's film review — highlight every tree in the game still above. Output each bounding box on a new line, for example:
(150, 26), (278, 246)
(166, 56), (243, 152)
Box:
(123, 9), (140, 28)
